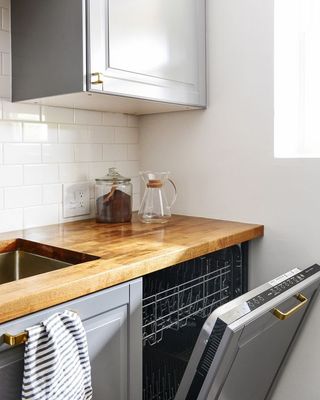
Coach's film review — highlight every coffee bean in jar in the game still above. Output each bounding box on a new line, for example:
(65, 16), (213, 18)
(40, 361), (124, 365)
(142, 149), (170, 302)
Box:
(95, 168), (132, 223)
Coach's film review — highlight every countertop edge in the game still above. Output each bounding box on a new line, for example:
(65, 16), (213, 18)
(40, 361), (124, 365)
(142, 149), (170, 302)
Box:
(0, 218), (264, 324)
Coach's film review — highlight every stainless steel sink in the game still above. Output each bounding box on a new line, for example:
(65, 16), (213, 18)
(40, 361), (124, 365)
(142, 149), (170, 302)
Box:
(0, 251), (72, 284)
(0, 239), (99, 284)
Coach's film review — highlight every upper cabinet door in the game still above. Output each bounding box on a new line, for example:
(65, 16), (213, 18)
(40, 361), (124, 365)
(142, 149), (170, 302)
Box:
(88, 0), (206, 107)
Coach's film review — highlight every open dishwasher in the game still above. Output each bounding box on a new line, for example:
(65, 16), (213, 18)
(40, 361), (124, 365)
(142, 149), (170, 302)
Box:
(142, 245), (320, 400)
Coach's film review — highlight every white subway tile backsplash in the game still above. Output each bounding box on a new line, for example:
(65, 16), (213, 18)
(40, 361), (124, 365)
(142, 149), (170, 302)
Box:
(41, 106), (74, 124)
(59, 124), (90, 143)
(59, 163), (89, 182)
(0, 30), (10, 53)
(43, 184), (62, 204)
(2, 8), (10, 31)
(128, 115), (139, 128)
(115, 127), (139, 144)
(24, 164), (59, 185)
(115, 160), (140, 177)
(75, 143), (103, 162)
(74, 109), (102, 125)
(3, 101), (41, 121)
(42, 144), (74, 163)
(0, 208), (23, 232)
(0, 75), (10, 98)
(1, 52), (10, 75)
(24, 204), (59, 229)
(132, 193), (141, 211)
(103, 144), (127, 161)
(103, 112), (128, 127)
(89, 126), (114, 143)
(127, 144), (139, 160)
(0, 165), (23, 187)
(4, 185), (42, 208)
(131, 176), (141, 194)
(89, 182), (95, 199)
(23, 123), (58, 143)
(0, 107), (139, 230)
(0, 121), (22, 142)
(88, 162), (113, 180)
(4, 143), (41, 164)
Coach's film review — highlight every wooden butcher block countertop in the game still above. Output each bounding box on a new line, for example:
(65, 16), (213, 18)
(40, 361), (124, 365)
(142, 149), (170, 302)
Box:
(0, 214), (263, 323)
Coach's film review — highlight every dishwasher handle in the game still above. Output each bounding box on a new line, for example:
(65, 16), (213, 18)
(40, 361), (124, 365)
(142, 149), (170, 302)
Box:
(273, 293), (308, 321)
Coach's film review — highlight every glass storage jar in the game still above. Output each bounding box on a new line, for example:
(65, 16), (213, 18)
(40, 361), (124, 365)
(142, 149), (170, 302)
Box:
(95, 168), (132, 223)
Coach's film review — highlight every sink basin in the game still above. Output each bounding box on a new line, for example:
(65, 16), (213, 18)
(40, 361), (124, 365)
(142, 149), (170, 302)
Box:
(0, 251), (72, 283)
(0, 238), (99, 284)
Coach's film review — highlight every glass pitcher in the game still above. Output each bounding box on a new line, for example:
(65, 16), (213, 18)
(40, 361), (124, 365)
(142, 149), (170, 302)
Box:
(138, 171), (177, 223)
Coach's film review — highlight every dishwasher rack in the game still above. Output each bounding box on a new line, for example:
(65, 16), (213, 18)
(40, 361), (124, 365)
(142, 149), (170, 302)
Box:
(143, 266), (230, 346)
(143, 347), (186, 400)
(143, 245), (245, 346)
(142, 244), (248, 400)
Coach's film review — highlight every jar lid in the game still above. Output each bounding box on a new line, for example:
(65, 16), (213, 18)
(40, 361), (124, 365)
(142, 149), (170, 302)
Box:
(95, 167), (131, 183)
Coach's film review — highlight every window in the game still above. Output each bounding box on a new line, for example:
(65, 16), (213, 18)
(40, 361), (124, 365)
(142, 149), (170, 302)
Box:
(274, 0), (320, 157)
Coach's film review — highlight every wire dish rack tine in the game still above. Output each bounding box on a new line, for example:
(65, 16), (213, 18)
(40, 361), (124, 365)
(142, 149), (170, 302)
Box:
(142, 247), (240, 346)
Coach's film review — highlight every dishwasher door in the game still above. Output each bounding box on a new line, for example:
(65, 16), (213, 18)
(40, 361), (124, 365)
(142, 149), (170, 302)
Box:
(176, 264), (320, 400)
(215, 284), (317, 400)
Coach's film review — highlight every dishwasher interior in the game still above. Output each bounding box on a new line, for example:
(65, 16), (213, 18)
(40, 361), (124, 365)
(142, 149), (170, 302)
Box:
(142, 244), (247, 400)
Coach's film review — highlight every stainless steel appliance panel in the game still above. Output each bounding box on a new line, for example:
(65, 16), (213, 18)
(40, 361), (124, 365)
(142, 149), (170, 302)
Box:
(176, 264), (320, 400)
(217, 285), (317, 400)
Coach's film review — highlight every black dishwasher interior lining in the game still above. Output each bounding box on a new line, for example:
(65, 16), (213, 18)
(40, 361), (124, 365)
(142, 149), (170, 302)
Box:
(142, 245), (246, 400)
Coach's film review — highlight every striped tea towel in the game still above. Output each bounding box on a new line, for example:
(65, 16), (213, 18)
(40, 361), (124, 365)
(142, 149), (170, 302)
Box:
(21, 310), (93, 400)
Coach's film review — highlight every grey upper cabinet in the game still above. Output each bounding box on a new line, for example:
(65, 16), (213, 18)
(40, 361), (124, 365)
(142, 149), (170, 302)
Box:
(88, 0), (206, 108)
(12, 0), (206, 115)
(0, 279), (142, 400)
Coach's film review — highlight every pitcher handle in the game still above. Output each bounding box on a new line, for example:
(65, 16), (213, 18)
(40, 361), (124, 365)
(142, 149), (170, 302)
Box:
(167, 179), (177, 207)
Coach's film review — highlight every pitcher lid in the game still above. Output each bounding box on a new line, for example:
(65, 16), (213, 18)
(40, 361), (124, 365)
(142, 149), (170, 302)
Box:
(95, 167), (131, 183)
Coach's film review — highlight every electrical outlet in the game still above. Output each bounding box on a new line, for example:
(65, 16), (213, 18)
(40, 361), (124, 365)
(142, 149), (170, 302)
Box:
(63, 182), (90, 218)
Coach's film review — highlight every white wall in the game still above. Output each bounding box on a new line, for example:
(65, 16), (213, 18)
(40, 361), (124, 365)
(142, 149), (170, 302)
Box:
(0, 1), (140, 233)
(140, 0), (320, 398)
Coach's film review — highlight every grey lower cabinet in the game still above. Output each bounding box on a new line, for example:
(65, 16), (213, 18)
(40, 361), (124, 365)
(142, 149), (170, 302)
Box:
(0, 279), (142, 400)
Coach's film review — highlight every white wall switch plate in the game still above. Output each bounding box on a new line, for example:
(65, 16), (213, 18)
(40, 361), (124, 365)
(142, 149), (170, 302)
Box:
(63, 182), (90, 218)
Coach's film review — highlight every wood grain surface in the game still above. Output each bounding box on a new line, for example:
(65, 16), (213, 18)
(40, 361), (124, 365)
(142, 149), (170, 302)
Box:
(0, 214), (263, 323)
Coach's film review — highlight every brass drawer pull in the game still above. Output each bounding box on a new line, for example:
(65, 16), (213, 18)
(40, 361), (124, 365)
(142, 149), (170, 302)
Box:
(2, 310), (79, 347)
(3, 332), (28, 347)
(273, 293), (308, 321)
(91, 72), (104, 84)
